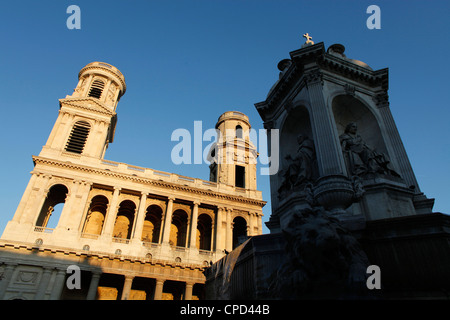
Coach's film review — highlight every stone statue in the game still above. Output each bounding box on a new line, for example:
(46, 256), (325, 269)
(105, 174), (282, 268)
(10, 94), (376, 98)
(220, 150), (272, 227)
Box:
(278, 134), (315, 197)
(340, 122), (400, 178)
(268, 206), (371, 299)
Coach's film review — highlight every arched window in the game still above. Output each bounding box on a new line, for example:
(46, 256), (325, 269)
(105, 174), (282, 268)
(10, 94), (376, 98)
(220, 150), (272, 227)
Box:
(88, 79), (105, 99)
(170, 210), (188, 247)
(112, 200), (136, 239)
(65, 121), (90, 154)
(142, 205), (163, 243)
(236, 125), (243, 139)
(232, 216), (247, 249)
(83, 195), (109, 235)
(197, 214), (212, 251)
(36, 184), (69, 228)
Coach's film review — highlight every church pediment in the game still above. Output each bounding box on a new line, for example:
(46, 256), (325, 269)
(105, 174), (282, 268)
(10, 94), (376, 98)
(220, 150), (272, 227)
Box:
(59, 97), (115, 116)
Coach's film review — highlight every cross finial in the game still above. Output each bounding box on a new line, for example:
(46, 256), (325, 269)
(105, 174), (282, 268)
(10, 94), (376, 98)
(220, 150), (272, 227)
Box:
(303, 33), (314, 45)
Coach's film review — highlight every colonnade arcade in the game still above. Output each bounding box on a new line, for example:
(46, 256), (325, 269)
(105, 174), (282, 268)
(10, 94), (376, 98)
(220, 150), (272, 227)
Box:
(34, 181), (258, 254)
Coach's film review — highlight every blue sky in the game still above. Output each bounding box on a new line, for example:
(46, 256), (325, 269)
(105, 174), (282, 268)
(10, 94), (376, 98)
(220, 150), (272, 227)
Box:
(0, 1), (449, 234)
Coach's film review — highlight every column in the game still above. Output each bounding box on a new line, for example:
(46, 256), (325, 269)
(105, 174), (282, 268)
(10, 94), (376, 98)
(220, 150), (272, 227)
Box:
(34, 267), (53, 299)
(225, 208), (233, 252)
(161, 197), (174, 245)
(247, 213), (253, 237)
(189, 201), (200, 248)
(121, 275), (134, 300)
(0, 264), (17, 300)
(376, 98), (419, 190)
(56, 181), (78, 229)
(102, 187), (121, 237)
(20, 174), (51, 225)
(49, 269), (67, 300)
(71, 182), (92, 232)
(154, 279), (165, 300)
(305, 68), (344, 175)
(214, 207), (224, 251)
(132, 192), (148, 243)
(12, 173), (38, 223)
(86, 272), (101, 300)
(184, 282), (194, 300)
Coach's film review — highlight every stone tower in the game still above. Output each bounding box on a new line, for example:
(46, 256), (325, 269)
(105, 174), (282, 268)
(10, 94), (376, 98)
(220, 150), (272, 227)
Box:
(40, 62), (126, 161)
(255, 41), (435, 232)
(208, 111), (258, 191)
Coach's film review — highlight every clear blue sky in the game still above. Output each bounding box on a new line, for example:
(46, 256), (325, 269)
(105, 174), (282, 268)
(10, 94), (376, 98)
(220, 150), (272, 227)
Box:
(0, 0), (449, 234)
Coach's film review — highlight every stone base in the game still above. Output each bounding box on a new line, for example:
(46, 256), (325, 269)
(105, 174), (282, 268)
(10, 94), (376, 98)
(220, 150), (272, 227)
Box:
(205, 212), (450, 299)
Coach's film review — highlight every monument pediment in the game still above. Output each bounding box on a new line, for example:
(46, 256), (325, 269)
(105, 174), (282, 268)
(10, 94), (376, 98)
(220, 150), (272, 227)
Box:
(59, 97), (116, 116)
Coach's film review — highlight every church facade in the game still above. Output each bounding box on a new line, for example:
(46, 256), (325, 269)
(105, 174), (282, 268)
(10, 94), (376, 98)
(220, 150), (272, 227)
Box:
(0, 62), (265, 300)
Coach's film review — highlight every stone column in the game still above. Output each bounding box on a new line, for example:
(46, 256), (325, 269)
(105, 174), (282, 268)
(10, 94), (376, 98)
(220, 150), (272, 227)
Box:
(161, 197), (175, 245)
(121, 275), (134, 300)
(34, 267), (53, 299)
(21, 174), (51, 225)
(226, 208), (233, 251)
(132, 192), (148, 243)
(49, 269), (67, 300)
(0, 264), (17, 300)
(189, 201), (200, 248)
(248, 212), (254, 236)
(70, 182), (92, 232)
(214, 207), (224, 251)
(102, 187), (121, 237)
(12, 173), (38, 223)
(375, 94), (419, 191)
(56, 181), (78, 229)
(184, 282), (194, 300)
(305, 68), (344, 176)
(86, 272), (101, 300)
(154, 279), (165, 300)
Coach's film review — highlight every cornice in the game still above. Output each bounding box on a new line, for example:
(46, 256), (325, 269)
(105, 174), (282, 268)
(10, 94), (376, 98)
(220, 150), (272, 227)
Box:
(0, 240), (205, 272)
(32, 156), (266, 208)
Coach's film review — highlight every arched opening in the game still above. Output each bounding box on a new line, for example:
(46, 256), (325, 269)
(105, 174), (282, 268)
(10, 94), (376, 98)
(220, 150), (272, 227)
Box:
(170, 210), (188, 247)
(236, 125), (243, 139)
(277, 105), (317, 200)
(82, 195), (109, 235)
(232, 216), (247, 249)
(142, 205), (163, 243)
(332, 94), (397, 178)
(36, 184), (68, 228)
(197, 214), (212, 251)
(65, 121), (91, 154)
(112, 200), (136, 239)
(88, 79), (105, 99)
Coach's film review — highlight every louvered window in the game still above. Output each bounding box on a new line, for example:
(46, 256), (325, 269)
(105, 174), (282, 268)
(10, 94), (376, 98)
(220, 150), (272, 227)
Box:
(88, 79), (105, 99)
(65, 121), (90, 154)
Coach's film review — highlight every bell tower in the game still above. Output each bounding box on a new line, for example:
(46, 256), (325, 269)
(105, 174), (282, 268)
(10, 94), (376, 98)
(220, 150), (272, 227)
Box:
(40, 62), (126, 161)
(208, 111), (258, 190)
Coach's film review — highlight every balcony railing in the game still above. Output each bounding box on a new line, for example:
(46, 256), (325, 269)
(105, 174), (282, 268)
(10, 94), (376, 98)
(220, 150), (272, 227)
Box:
(112, 237), (130, 244)
(34, 226), (54, 233)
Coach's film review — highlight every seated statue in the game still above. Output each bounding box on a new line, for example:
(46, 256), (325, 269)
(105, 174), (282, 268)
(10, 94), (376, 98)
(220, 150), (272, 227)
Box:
(278, 134), (315, 197)
(340, 122), (400, 178)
